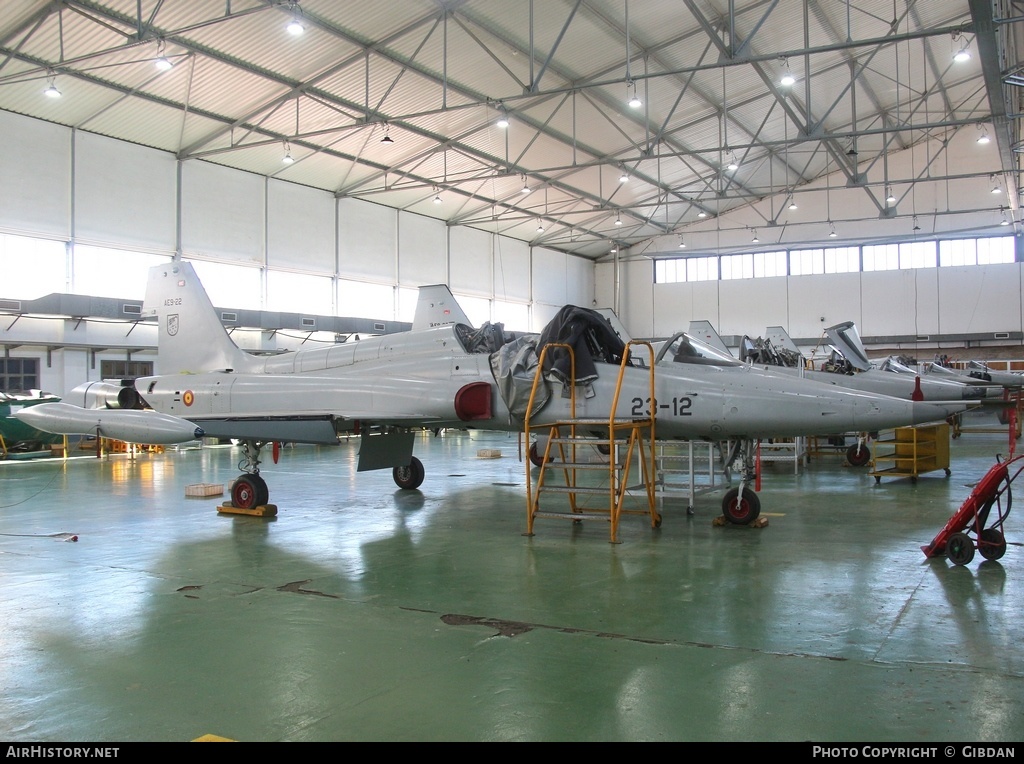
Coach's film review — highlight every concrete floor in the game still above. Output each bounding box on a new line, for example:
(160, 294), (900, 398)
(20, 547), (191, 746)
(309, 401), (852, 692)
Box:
(1, 409), (1022, 743)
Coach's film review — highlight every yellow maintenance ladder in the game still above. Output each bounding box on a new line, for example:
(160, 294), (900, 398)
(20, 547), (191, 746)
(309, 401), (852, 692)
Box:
(524, 340), (659, 543)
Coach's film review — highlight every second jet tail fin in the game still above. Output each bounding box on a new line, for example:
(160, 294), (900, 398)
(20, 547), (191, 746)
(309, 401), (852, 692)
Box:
(411, 284), (473, 330)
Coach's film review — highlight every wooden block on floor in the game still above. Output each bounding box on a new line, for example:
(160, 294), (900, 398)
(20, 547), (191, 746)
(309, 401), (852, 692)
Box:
(217, 503), (278, 517)
(477, 448), (502, 458)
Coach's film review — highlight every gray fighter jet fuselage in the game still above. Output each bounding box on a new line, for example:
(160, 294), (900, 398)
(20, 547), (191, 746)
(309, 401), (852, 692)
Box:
(17, 261), (971, 524)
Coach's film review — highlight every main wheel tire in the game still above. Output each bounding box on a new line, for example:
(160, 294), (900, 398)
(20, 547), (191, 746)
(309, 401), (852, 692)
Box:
(978, 528), (1007, 561)
(529, 442), (547, 468)
(232, 474), (266, 510)
(946, 531), (975, 566)
(722, 487), (761, 525)
(846, 443), (871, 467)
(252, 473), (269, 506)
(393, 456), (425, 490)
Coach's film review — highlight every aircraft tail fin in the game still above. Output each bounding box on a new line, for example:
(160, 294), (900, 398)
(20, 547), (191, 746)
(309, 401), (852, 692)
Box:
(765, 326), (802, 356)
(824, 321), (872, 371)
(144, 260), (259, 374)
(412, 285), (472, 330)
(688, 320), (733, 357)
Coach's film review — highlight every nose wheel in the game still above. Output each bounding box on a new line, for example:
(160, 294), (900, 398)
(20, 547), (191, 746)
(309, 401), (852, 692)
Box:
(231, 473), (269, 509)
(722, 486), (761, 525)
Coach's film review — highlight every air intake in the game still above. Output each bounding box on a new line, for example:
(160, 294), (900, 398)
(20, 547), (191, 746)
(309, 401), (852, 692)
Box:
(0, 299), (22, 311)
(122, 303), (142, 315)
(301, 317), (316, 328)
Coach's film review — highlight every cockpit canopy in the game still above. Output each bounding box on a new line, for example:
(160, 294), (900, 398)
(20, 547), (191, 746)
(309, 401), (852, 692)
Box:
(658, 332), (743, 367)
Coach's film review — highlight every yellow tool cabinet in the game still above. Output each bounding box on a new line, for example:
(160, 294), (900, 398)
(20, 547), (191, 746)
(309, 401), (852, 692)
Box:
(869, 422), (951, 483)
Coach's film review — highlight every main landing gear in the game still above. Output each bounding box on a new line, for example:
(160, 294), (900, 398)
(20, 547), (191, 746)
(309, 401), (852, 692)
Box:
(226, 439), (425, 510)
(393, 456), (425, 490)
(228, 439), (271, 510)
(720, 439), (761, 525)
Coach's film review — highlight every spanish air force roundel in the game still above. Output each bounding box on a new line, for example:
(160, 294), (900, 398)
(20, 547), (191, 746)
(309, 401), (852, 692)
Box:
(167, 314), (179, 336)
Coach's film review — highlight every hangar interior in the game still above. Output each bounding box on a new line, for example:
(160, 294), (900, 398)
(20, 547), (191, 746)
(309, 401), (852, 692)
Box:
(1, 0), (1023, 743)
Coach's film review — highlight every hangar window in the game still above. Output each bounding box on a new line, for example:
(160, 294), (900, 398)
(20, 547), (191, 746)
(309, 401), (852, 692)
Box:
(721, 251), (786, 279)
(493, 300), (529, 333)
(790, 246), (860, 275)
(862, 241), (936, 271)
(655, 255), (717, 283)
(339, 279), (394, 321)
(0, 234), (67, 298)
(266, 270), (332, 314)
(100, 361), (154, 380)
(73, 246), (169, 299)
(0, 358), (39, 392)
(939, 236), (1015, 266)
(189, 260), (262, 310)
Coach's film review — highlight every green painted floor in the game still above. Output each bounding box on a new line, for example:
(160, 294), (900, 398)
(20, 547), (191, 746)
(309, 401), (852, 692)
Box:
(1, 410), (1022, 742)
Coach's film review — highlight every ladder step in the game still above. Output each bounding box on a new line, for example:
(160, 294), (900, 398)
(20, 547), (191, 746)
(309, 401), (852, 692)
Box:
(532, 511), (609, 521)
(536, 485), (614, 497)
(540, 461), (613, 470)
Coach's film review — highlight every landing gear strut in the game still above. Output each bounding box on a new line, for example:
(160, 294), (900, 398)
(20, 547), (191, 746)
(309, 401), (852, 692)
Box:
(720, 439), (761, 525)
(231, 439), (270, 508)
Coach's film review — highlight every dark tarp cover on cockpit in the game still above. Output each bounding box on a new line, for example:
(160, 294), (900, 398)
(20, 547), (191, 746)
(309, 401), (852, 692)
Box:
(535, 306), (627, 385)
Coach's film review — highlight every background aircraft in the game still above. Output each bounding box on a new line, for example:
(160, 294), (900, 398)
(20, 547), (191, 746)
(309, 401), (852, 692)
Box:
(737, 322), (989, 403)
(16, 260), (970, 525)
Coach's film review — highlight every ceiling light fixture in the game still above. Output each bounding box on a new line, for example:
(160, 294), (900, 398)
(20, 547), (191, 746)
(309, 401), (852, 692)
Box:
(380, 123), (393, 144)
(433, 185), (442, 204)
(779, 57), (795, 87)
(725, 150), (738, 172)
(281, 141), (294, 164)
(697, 210), (707, 218)
(886, 187), (896, 204)
(536, 221), (544, 233)
(496, 106), (509, 129)
(155, 41), (173, 71)
(1001, 208), (1010, 226)
(627, 80), (641, 109)
(43, 73), (61, 98)
(615, 214), (622, 226)
(952, 31), (971, 63)
(912, 216), (921, 232)
(788, 198), (798, 211)
(991, 175), (1002, 194)
(751, 229), (759, 243)
(619, 170), (629, 183)
(520, 175), (531, 194)
(678, 237), (686, 249)
(977, 127), (990, 144)
(829, 222), (837, 238)
(286, 2), (305, 35)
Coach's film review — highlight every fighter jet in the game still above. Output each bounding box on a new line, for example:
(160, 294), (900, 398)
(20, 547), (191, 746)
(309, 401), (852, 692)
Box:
(923, 359), (1024, 390)
(737, 321), (991, 403)
(16, 260), (970, 526)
